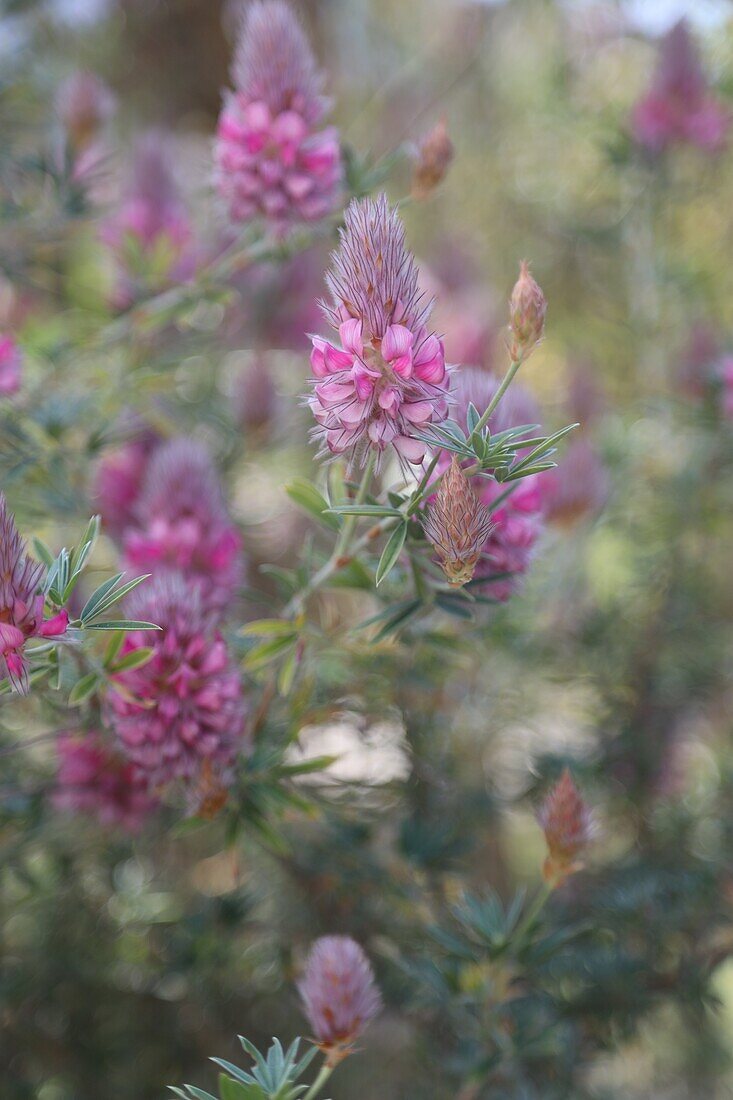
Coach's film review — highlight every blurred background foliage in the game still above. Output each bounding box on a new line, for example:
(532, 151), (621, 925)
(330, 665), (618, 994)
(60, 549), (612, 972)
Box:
(2, 1), (733, 1098)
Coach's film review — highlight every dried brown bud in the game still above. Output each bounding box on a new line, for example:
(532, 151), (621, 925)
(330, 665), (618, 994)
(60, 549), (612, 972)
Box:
(412, 119), (455, 199)
(537, 768), (594, 886)
(423, 457), (493, 586)
(508, 260), (547, 361)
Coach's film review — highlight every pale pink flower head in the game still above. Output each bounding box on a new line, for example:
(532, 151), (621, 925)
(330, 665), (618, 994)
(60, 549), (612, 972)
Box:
(632, 20), (729, 153)
(537, 768), (595, 886)
(122, 438), (243, 615)
(0, 494), (69, 694)
(215, 0), (341, 229)
(56, 70), (115, 152)
(92, 427), (160, 539)
(298, 935), (381, 1066)
(106, 573), (249, 794)
(0, 336), (22, 396)
(434, 368), (546, 600)
(53, 732), (157, 833)
(308, 194), (451, 466)
(544, 438), (608, 527)
(102, 132), (195, 307)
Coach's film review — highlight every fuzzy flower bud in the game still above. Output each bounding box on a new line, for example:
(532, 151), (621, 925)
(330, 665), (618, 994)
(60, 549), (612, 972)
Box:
(0, 494), (68, 694)
(508, 261), (546, 361)
(298, 935), (381, 1067)
(422, 457), (493, 586)
(215, 0), (341, 229)
(106, 573), (249, 794)
(53, 732), (157, 833)
(56, 70), (115, 151)
(538, 769), (594, 886)
(0, 335), (22, 396)
(412, 118), (454, 199)
(307, 193), (451, 466)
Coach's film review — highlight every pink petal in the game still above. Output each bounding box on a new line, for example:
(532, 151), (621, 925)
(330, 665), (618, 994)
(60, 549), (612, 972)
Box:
(393, 435), (427, 463)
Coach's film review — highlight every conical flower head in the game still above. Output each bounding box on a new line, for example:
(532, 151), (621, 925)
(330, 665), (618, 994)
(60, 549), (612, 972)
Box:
(423, 457), (493, 586)
(53, 732), (157, 833)
(106, 573), (249, 794)
(308, 194), (450, 465)
(298, 935), (381, 1066)
(122, 438), (243, 615)
(538, 769), (594, 886)
(508, 261), (546, 361)
(632, 19), (729, 152)
(215, 0), (341, 228)
(0, 494), (68, 694)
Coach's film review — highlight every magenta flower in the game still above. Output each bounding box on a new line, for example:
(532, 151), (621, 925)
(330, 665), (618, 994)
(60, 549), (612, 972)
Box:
(215, 0), (341, 229)
(102, 132), (195, 307)
(632, 20), (729, 154)
(0, 336), (22, 396)
(544, 438), (608, 527)
(92, 429), (160, 540)
(121, 438), (243, 615)
(0, 495), (68, 694)
(434, 368), (546, 600)
(106, 573), (249, 793)
(308, 194), (451, 465)
(298, 935), (381, 1066)
(53, 732), (157, 833)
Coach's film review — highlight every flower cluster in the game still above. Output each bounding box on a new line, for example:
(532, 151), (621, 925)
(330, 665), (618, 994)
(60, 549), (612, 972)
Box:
(106, 573), (249, 794)
(0, 335), (22, 396)
(538, 769), (595, 886)
(308, 193), (450, 465)
(423, 456), (493, 587)
(102, 132), (195, 307)
(298, 935), (381, 1066)
(0, 494), (68, 694)
(215, 0), (341, 229)
(53, 732), (157, 833)
(632, 20), (729, 154)
(121, 438), (243, 615)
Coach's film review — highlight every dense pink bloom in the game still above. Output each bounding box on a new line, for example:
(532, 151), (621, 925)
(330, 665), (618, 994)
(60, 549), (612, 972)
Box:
(544, 438), (608, 527)
(122, 438), (243, 615)
(56, 70), (115, 151)
(632, 20), (729, 153)
(298, 935), (381, 1065)
(436, 368), (546, 600)
(308, 194), (450, 465)
(106, 573), (249, 793)
(102, 132), (195, 306)
(215, 0), (341, 229)
(0, 494), (69, 694)
(0, 336), (22, 396)
(53, 732), (157, 832)
(538, 769), (595, 885)
(93, 428), (160, 539)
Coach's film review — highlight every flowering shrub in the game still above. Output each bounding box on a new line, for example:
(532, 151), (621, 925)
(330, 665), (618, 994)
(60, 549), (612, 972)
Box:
(2, 4), (733, 1100)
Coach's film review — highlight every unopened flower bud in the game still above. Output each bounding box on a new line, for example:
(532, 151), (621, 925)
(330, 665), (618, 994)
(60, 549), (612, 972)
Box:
(412, 118), (454, 199)
(298, 935), (381, 1067)
(537, 768), (594, 886)
(423, 457), (493, 587)
(508, 261), (546, 361)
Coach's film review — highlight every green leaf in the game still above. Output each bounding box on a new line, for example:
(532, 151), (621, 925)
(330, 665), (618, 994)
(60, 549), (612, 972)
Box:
(326, 503), (403, 518)
(32, 537), (55, 567)
(103, 630), (125, 666)
(277, 649), (298, 696)
(80, 572), (151, 624)
(68, 671), (101, 706)
(375, 522), (407, 586)
(242, 635), (295, 672)
(84, 619), (161, 631)
(239, 620), (298, 639)
(111, 647), (154, 672)
(285, 478), (340, 531)
(218, 1074), (262, 1100)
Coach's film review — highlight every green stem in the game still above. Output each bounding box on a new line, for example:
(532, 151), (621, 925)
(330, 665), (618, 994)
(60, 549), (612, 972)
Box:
(333, 451), (376, 562)
(303, 1062), (334, 1100)
(513, 881), (553, 951)
(472, 357), (523, 435)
